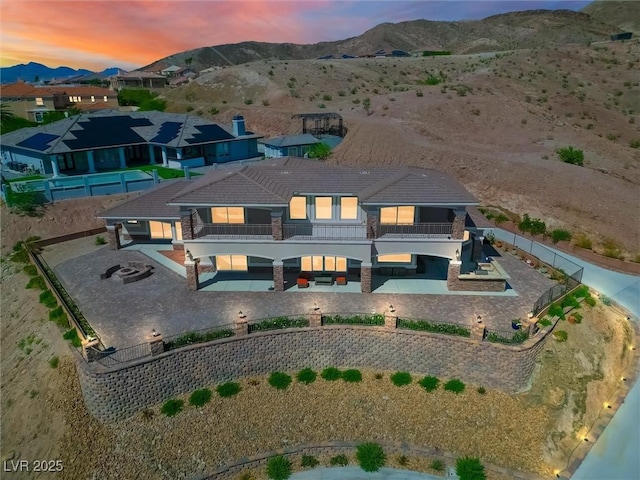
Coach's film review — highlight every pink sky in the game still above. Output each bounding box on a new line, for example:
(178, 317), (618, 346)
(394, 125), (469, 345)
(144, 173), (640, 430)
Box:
(0, 1), (591, 71)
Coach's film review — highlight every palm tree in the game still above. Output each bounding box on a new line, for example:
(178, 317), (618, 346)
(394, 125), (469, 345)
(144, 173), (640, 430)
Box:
(1, 103), (17, 126)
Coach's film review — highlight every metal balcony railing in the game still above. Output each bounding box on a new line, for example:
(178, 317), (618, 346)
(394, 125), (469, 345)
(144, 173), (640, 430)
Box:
(283, 224), (367, 240)
(377, 223), (453, 238)
(196, 223), (273, 239)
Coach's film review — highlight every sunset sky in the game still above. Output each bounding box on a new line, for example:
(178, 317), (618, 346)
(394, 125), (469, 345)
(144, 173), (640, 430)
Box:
(1, 0), (591, 71)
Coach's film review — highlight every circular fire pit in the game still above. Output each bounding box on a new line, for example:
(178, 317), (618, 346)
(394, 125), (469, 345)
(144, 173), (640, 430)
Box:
(117, 267), (138, 276)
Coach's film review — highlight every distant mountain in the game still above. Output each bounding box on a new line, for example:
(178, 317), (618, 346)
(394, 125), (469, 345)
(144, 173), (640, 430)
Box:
(144, 9), (620, 72)
(0, 62), (122, 84)
(581, 0), (640, 34)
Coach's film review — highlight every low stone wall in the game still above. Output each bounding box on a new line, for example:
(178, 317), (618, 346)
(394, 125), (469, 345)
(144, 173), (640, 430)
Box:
(76, 325), (552, 422)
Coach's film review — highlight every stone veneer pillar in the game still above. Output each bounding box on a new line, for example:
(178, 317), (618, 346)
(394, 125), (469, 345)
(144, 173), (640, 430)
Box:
(106, 223), (121, 250)
(149, 334), (165, 355)
(446, 261), (462, 291)
(384, 312), (397, 329)
(180, 211), (194, 240)
(234, 317), (248, 336)
(308, 309), (322, 327)
(185, 258), (200, 291)
(470, 323), (485, 342)
(366, 208), (379, 239)
(271, 211), (283, 241)
(273, 262), (285, 291)
(361, 263), (372, 293)
(451, 208), (466, 240)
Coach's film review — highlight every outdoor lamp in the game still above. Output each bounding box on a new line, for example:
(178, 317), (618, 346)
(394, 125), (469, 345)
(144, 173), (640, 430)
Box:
(389, 304), (395, 312)
(238, 311), (246, 319)
(313, 302), (320, 311)
(476, 315), (482, 324)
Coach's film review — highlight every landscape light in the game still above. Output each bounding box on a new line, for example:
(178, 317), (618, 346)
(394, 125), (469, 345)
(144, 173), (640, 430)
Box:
(238, 311), (246, 318)
(313, 302), (319, 311)
(554, 469), (560, 478)
(476, 315), (483, 324)
(604, 402), (611, 409)
(389, 304), (395, 312)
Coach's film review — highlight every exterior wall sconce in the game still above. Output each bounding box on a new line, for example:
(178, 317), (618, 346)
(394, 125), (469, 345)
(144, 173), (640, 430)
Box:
(238, 311), (246, 319)
(455, 249), (460, 261)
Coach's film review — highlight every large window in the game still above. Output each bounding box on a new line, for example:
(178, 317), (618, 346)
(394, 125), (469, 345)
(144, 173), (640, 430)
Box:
(149, 221), (172, 239)
(380, 206), (415, 224)
(216, 255), (248, 271)
(211, 207), (244, 223)
(35, 97), (44, 106)
(378, 254), (412, 263)
(301, 256), (347, 272)
(315, 197), (332, 220)
(289, 196), (307, 220)
(340, 197), (358, 220)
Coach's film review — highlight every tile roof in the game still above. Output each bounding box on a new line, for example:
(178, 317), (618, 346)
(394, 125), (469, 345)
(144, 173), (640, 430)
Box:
(98, 181), (186, 220)
(0, 82), (115, 99)
(261, 134), (320, 148)
(168, 157), (478, 206)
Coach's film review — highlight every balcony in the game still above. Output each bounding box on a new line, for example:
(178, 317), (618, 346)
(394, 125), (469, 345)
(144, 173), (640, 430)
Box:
(377, 223), (453, 238)
(195, 224), (273, 239)
(283, 224), (367, 240)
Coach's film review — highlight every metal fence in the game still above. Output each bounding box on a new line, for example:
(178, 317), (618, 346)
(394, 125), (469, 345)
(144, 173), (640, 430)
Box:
(283, 224), (367, 240)
(197, 223), (272, 238)
(90, 343), (152, 367)
(378, 223), (453, 237)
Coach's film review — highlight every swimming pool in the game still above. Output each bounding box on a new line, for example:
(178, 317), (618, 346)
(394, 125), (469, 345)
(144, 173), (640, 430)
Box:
(11, 170), (152, 191)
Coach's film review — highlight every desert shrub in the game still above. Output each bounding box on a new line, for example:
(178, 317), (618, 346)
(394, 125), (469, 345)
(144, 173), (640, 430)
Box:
(262, 99), (270, 106)
(161, 399), (184, 417)
(573, 233), (593, 250)
(538, 318), (552, 327)
(11, 247), (30, 264)
(356, 443), (386, 472)
(217, 382), (241, 397)
(444, 379), (466, 394)
(48, 356), (59, 369)
(322, 94), (332, 101)
(39, 289), (57, 309)
(418, 376), (440, 392)
(49, 306), (68, 328)
(556, 146), (584, 166)
(416, 90), (424, 97)
(337, 90), (346, 96)
(185, 105), (194, 112)
(397, 455), (408, 466)
(571, 312), (583, 324)
(26, 275), (46, 291)
(94, 235), (106, 245)
(268, 371), (292, 390)
(390, 371), (412, 386)
(456, 456), (486, 480)
(561, 294), (580, 309)
(210, 106), (219, 115)
(553, 330), (568, 342)
(630, 139), (640, 149)
(321, 367), (341, 381)
(600, 295), (612, 306)
(517, 214), (546, 236)
(23, 264), (38, 276)
(548, 303), (564, 319)
(477, 386), (487, 395)
(550, 229), (572, 244)
(244, 99), (253, 105)
(374, 373), (384, 380)
(300, 455), (319, 468)
(342, 369), (362, 383)
(585, 296), (596, 307)
(329, 454), (349, 466)
(265, 454), (292, 478)
(296, 368), (317, 384)
(430, 459), (446, 472)
(573, 285), (590, 298)
(189, 388), (212, 407)
(494, 213), (509, 225)
(601, 238), (623, 259)
(62, 329), (81, 347)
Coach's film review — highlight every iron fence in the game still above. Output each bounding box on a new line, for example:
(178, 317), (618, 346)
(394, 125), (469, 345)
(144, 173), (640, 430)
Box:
(378, 223), (453, 237)
(91, 343), (152, 367)
(321, 312), (385, 326)
(283, 224), (367, 240)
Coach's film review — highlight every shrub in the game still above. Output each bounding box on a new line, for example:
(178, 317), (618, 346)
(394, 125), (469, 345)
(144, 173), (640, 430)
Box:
(397, 319), (470, 337)
(322, 94), (332, 101)
(571, 312), (583, 324)
(342, 369), (362, 383)
(94, 235), (106, 245)
(39, 289), (57, 309)
(356, 442), (386, 472)
(161, 398), (184, 417)
(390, 371), (412, 386)
(49, 306), (68, 328)
(296, 368), (317, 384)
(416, 90), (424, 97)
(585, 296), (596, 307)
(418, 376), (440, 392)
(268, 371), (292, 390)
(600, 295), (612, 306)
(210, 106), (219, 115)
(548, 303), (564, 320)
(321, 367), (341, 381)
(250, 316), (309, 331)
(430, 459), (446, 472)
(330, 454), (349, 466)
(216, 382), (241, 397)
(26, 275), (46, 291)
(538, 318), (552, 327)
(553, 330), (568, 342)
(601, 238), (623, 259)
(573, 233), (593, 250)
(23, 264), (38, 277)
(48, 356), (59, 369)
(262, 99), (270, 106)
(374, 373), (384, 380)
(456, 456), (486, 480)
(630, 139), (640, 149)
(444, 379), (466, 394)
(556, 146), (584, 166)
(189, 388), (212, 407)
(11, 247), (30, 264)
(301, 455), (319, 468)
(397, 455), (408, 466)
(244, 99), (254, 105)
(62, 329), (81, 348)
(477, 386), (487, 395)
(517, 214), (546, 236)
(164, 329), (234, 350)
(550, 229), (572, 244)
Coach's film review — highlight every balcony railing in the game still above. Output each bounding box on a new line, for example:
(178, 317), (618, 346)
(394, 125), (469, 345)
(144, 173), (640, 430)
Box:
(377, 223), (453, 238)
(283, 224), (367, 240)
(196, 223), (273, 239)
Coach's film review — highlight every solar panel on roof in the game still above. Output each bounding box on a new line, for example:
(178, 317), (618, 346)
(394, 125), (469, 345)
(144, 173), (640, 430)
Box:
(186, 124), (235, 144)
(16, 133), (60, 152)
(63, 116), (152, 150)
(150, 122), (182, 144)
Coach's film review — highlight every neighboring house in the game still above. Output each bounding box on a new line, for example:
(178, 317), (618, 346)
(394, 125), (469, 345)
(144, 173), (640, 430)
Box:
(161, 65), (182, 77)
(0, 81), (118, 122)
(110, 71), (167, 89)
(0, 111), (262, 176)
(99, 158), (494, 293)
(261, 134), (320, 158)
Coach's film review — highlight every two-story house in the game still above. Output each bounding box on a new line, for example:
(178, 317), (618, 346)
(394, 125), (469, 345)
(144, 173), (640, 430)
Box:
(99, 158), (498, 293)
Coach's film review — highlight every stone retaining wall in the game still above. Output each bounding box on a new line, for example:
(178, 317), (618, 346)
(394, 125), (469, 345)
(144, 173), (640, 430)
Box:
(77, 325), (551, 422)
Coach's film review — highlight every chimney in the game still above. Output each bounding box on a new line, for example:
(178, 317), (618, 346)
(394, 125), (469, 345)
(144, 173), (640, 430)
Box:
(232, 115), (246, 136)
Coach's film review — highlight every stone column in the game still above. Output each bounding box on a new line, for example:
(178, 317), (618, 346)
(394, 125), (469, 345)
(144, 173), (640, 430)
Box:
(447, 261), (462, 291)
(118, 147), (127, 169)
(185, 258), (200, 291)
(234, 316), (248, 336)
(49, 155), (61, 177)
(308, 309), (322, 327)
(106, 223), (121, 250)
(273, 261), (285, 291)
(366, 208), (379, 239)
(451, 208), (466, 240)
(87, 150), (97, 173)
(271, 210), (283, 240)
(471, 323), (485, 342)
(149, 334), (165, 355)
(148, 145), (156, 165)
(180, 210), (194, 240)
(82, 338), (101, 362)
(161, 147), (168, 167)
(361, 263), (372, 293)
(384, 311), (397, 329)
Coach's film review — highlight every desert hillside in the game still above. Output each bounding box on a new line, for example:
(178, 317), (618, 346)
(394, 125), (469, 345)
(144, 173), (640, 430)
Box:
(581, 0), (640, 34)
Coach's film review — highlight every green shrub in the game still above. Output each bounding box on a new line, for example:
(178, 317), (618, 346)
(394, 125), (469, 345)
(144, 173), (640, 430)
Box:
(250, 316), (309, 331)
(444, 379), (466, 394)
(397, 455), (408, 466)
(62, 329), (81, 347)
(600, 296), (612, 306)
(161, 398), (184, 417)
(48, 356), (59, 369)
(585, 296), (596, 307)
(266, 455), (291, 480)
(397, 319), (470, 337)
(26, 275), (46, 291)
(329, 454), (349, 466)
(548, 303), (565, 320)
(390, 371), (412, 386)
(477, 386), (487, 395)
(374, 373), (383, 380)
(94, 235), (106, 246)
(301, 455), (319, 468)
(23, 264), (38, 277)
(517, 213), (546, 236)
(189, 388), (212, 407)
(418, 376), (440, 392)
(556, 146), (584, 166)
(630, 139), (640, 149)
(430, 459), (446, 472)
(268, 371), (292, 390)
(562, 294), (580, 309)
(342, 369), (362, 383)
(244, 99), (254, 105)
(573, 233), (592, 250)
(49, 306), (68, 328)
(39, 289), (57, 309)
(216, 382), (241, 397)
(322, 94), (332, 101)
(296, 368), (317, 384)
(456, 456), (486, 480)
(571, 312), (583, 324)
(538, 318), (552, 327)
(321, 367), (341, 381)
(550, 229), (572, 243)
(553, 330), (568, 342)
(356, 442), (386, 472)
(573, 285), (590, 298)
(322, 314), (384, 326)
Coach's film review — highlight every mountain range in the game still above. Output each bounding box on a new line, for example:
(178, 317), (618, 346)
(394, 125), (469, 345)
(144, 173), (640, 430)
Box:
(0, 62), (121, 84)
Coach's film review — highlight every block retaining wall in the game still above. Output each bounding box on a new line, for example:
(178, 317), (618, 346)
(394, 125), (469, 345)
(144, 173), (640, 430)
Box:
(77, 325), (552, 422)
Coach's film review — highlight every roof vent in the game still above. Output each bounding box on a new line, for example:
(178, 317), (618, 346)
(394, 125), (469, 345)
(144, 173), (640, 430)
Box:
(281, 171), (291, 175)
(359, 170), (370, 175)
